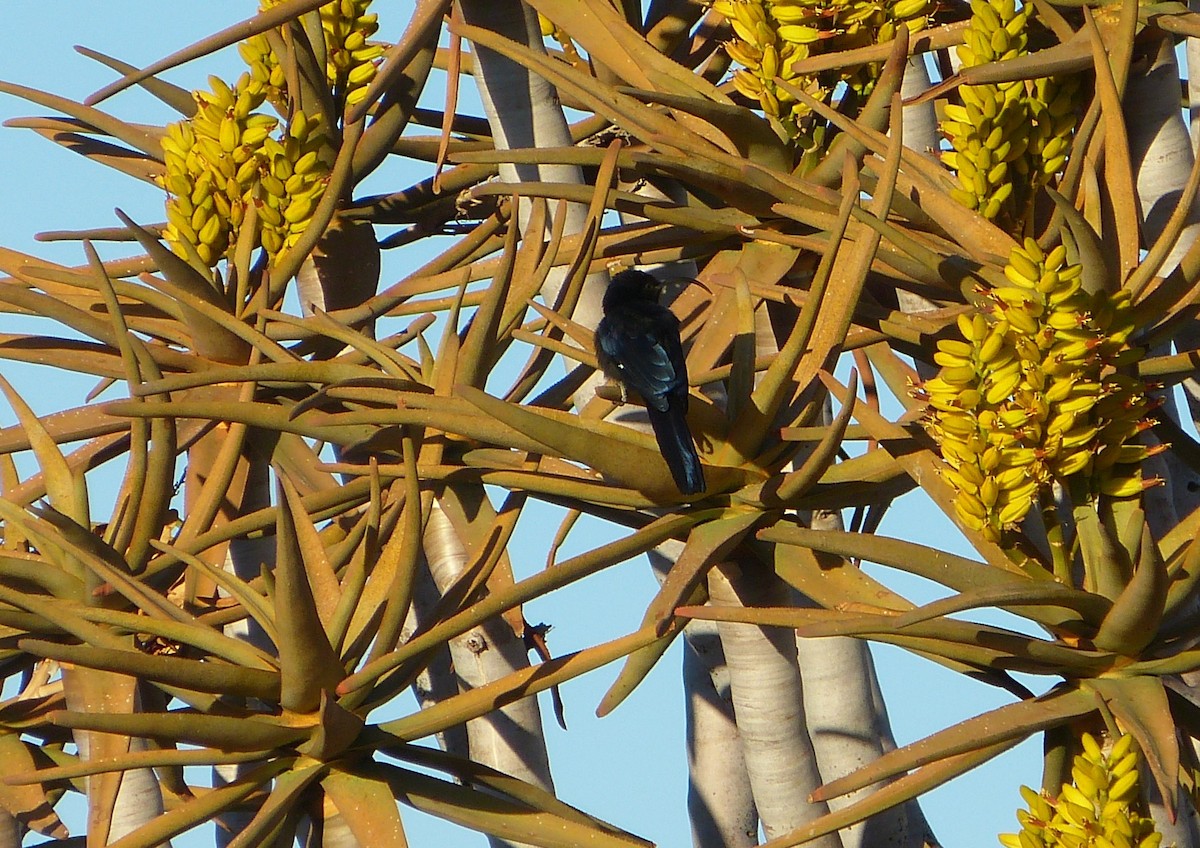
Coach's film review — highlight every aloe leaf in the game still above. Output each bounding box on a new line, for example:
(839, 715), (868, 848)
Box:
(0, 733), (67, 837)
(773, 371), (857, 502)
(86, 239), (176, 573)
(649, 512), (764, 638)
(28, 504), (187, 621)
(13, 122), (161, 185)
(352, 760), (651, 848)
(103, 759), (291, 848)
(349, 3), (440, 172)
(0, 80), (163, 157)
(757, 739), (1020, 848)
(225, 761), (327, 848)
(278, 473), (340, 627)
(74, 46), (194, 115)
(803, 28), (909, 187)
(459, 384), (730, 498)
(115, 211), (252, 364)
(758, 524), (1109, 628)
(274, 476), (345, 713)
(148, 539), (279, 646)
(597, 510), (762, 714)
(322, 766), (411, 848)
(530, 0), (725, 102)
(620, 88), (788, 169)
(5, 744), (266, 785)
(384, 740), (646, 839)
(1091, 531), (1169, 655)
(49, 709), (309, 752)
(452, 20), (721, 162)
(761, 532), (913, 613)
(340, 509), (707, 696)
(1084, 676), (1179, 818)
(20, 639), (280, 702)
(733, 164), (859, 461)
(811, 685), (1096, 802)
(1080, 11), (1139, 281)
(378, 627), (660, 742)
(84, 0), (330, 105)
(0, 375), (88, 530)
(595, 584), (701, 718)
(681, 604), (1116, 676)
(457, 208), (518, 388)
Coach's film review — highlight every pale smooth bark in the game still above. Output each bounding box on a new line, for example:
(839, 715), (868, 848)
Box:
(406, 562), (472, 759)
(459, 0), (604, 321)
(709, 561), (841, 846)
(796, 631), (926, 848)
(424, 504), (553, 848)
(684, 626), (759, 848)
(106, 737), (170, 845)
(64, 677), (171, 848)
(1123, 35), (1200, 539)
(215, 535), (276, 847)
(651, 542), (758, 848)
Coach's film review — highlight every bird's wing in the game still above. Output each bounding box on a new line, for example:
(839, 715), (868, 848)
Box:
(597, 323), (679, 412)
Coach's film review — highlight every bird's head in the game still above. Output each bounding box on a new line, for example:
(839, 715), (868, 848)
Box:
(604, 269), (710, 309)
(606, 269), (664, 304)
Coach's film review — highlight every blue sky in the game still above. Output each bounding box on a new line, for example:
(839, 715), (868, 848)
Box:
(0, 3), (1043, 846)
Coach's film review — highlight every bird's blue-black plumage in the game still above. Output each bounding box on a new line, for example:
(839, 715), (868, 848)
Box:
(596, 270), (705, 495)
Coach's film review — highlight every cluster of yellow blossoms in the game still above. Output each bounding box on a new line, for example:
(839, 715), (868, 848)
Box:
(158, 0), (381, 266)
(939, 0), (1081, 222)
(240, 0), (383, 111)
(922, 239), (1157, 540)
(713, 0), (930, 141)
(1001, 734), (1161, 848)
(160, 76), (332, 265)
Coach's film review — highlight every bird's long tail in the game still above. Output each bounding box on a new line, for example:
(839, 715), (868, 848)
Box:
(647, 405), (705, 495)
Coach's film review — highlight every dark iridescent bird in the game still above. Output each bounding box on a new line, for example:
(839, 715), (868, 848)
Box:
(595, 269), (705, 496)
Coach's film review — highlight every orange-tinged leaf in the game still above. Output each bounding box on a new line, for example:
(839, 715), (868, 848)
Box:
(1085, 676), (1179, 818)
(0, 733), (67, 838)
(758, 739), (1021, 848)
(0, 374), (88, 529)
(323, 767), (410, 848)
(356, 759), (651, 847)
(225, 762), (326, 848)
(275, 476), (344, 712)
(598, 510), (764, 715)
(811, 685), (1096, 802)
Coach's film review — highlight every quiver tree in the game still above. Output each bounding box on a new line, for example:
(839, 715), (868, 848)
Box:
(2, 1), (1200, 848)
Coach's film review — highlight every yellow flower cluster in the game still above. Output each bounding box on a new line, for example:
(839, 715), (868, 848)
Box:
(1000, 734), (1161, 848)
(939, 0), (1080, 223)
(921, 239), (1158, 540)
(714, 0), (929, 141)
(159, 1), (381, 266)
(241, 0), (383, 111)
(159, 73), (332, 266)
